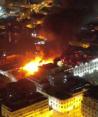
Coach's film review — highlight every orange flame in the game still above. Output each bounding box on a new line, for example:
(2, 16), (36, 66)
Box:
(21, 56), (53, 76)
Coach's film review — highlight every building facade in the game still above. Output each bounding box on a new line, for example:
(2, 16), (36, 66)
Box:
(49, 93), (83, 117)
(82, 95), (98, 117)
(73, 58), (98, 77)
(1, 99), (49, 117)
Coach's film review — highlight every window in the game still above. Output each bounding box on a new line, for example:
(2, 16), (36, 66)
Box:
(60, 105), (63, 108)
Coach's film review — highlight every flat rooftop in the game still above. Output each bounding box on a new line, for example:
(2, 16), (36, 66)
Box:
(42, 75), (89, 100)
(2, 92), (47, 112)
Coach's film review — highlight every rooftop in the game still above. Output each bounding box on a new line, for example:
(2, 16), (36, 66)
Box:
(3, 92), (46, 112)
(42, 74), (89, 99)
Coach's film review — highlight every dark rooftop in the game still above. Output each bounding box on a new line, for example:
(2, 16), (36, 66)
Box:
(42, 74), (89, 100)
(3, 92), (46, 112)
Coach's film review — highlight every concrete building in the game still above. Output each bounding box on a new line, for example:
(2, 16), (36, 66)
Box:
(49, 92), (83, 117)
(73, 58), (98, 77)
(39, 72), (89, 117)
(82, 86), (98, 117)
(1, 79), (50, 117)
(0, 69), (93, 117)
(1, 92), (49, 117)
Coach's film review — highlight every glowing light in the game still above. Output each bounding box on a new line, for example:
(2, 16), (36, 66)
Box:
(21, 56), (53, 76)
(0, 6), (6, 17)
(57, 61), (63, 67)
(35, 41), (45, 45)
(22, 61), (39, 75)
(26, 24), (33, 29)
(31, 33), (37, 37)
(92, 58), (98, 62)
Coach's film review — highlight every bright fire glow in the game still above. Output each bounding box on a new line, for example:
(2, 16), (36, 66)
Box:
(21, 56), (53, 76)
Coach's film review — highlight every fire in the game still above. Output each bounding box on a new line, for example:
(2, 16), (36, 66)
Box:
(21, 56), (53, 76)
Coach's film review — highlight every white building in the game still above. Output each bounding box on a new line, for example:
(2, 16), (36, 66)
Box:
(49, 92), (83, 117)
(73, 58), (98, 77)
